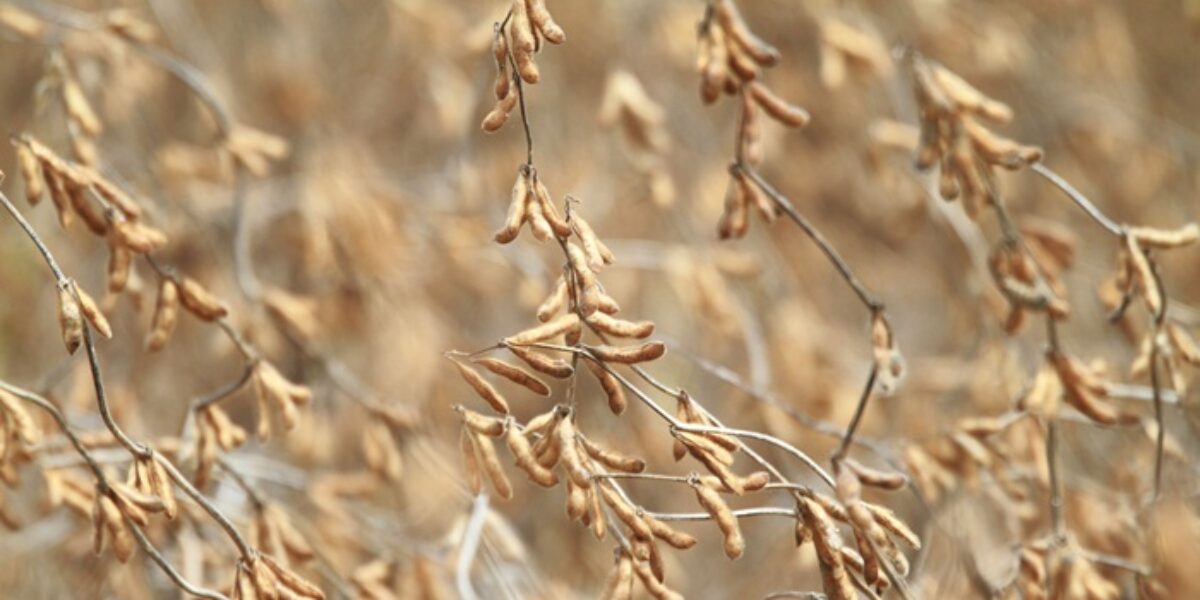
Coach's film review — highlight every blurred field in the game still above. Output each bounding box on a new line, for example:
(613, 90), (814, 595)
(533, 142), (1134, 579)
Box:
(0, 1), (1198, 598)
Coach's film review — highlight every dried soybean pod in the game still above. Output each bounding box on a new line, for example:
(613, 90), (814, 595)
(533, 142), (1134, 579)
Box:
(536, 276), (568, 322)
(106, 244), (131, 293)
(597, 484), (653, 540)
(556, 417), (591, 488)
(177, 277), (228, 321)
(112, 220), (168, 254)
(714, 0), (780, 66)
(589, 341), (667, 364)
(527, 0), (565, 44)
(580, 436), (645, 473)
(506, 313), (580, 345)
(691, 481), (744, 559)
(473, 432), (514, 500)
(505, 425), (558, 487)
(473, 357), (551, 396)
(491, 25), (510, 100)
(449, 357), (510, 414)
(58, 284), (84, 354)
(508, 344), (575, 378)
(844, 458), (907, 491)
(481, 86), (518, 133)
(633, 559), (683, 600)
(747, 81), (810, 127)
(644, 514), (698, 550)
(494, 170), (530, 243)
(458, 408), (506, 437)
(574, 214), (615, 271)
(461, 429), (482, 494)
(533, 175), (572, 238)
(600, 551), (634, 600)
(145, 279), (179, 352)
(717, 175), (748, 240)
(585, 312), (654, 339)
(73, 282), (111, 338)
(584, 358), (627, 414)
(16, 142), (42, 204)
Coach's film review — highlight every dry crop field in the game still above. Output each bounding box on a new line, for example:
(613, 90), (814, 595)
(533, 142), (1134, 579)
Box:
(0, 0), (1198, 598)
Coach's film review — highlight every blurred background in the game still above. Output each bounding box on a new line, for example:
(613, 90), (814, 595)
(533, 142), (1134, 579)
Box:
(0, 0), (1198, 598)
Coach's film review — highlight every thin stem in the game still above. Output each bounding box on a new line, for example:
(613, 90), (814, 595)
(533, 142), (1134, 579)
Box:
(81, 322), (150, 458)
(1029, 163), (1122, 236)
(124, 514), (230, 600)
(0, 190), (67, 282)
(1149, 344), (1165, 503)
(738, 165), (884, 313)
(154, 453), (255, 559)
(673, 423), (836, 489)
(645, 506), (797, 522)
(832, 363), (878, 463)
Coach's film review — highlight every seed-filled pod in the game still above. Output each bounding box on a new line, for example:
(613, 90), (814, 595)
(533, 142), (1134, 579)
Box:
(254, 361), (312, 431)
(536, 276), (568, 322)
(507, 344), (575, 378)
(16, 143), (43, 204)
(106, 244), (131, 294)
(564, 479), (588, 521)
(597, 484), (653, 540)
(510, 0), (539, 84)
(57, 284), (84, 354)
(112, 220), (168, 254)
(62, 75), (102, 136)
(930, 63), (1013, 123)
(717, 174), (748, 240)
(556, 417), (591, 488)
(449, 357), (510, 414)
(527, 0), (565, 44)
(533, 176), (572, 239)
(691, 482), (743, 559)
(574, 215), (615, 271)
(505, 425), (558, 487)
(473, 357), (551, 396)
(458, 407), (506, 437)
(801, 497), (856, 600)
(584, 359), (626, 414)
(843, 457), (907, 491)
(142, 278), (177, 350)
(73, 282), (111, 339)
(747, 82), (810, 127)
(699, 470), (770, 494)
(580, 436), (645, 473)
(864, 503), (921, 549)
(600, 551), (634, 600)
(585, 312), (654, 339)
(506, 313), (580, 346)
(145, 455), (177, 520)
(461, 429), (483, 494)
(633, 559), (683, 600)
(494, 171), (530, 244)
(481, 85), (519, 133)
(473, 432), (514, 500)
(644, 514), (698, 550)
(714, 0), (780, 67)
(177, 277), (228, 321)
(1124, 234), (1162, 316)
(589, 341), (667, 364)
(491, 25), (510, 101)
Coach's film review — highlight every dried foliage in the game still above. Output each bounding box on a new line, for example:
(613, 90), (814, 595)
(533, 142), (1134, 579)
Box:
(0, 1), (1198, 599)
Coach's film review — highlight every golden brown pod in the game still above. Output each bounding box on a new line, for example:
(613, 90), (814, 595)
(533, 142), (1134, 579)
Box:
(473, 431), (514, 500)
(536, 276), (568, 322)
(449, 357), (510, 414)
(73, 282), (111, 339)
(691, 481), (744, 559)
(16, 142), (43, 205)
(506, 313), (580, 346)
(589, 341), (667, 364)
(585, 312), (654, 339)
(57, 284), (84, 355)
(505, 425), (558, 487)
(473, 357), (551, 396)
(507, 344), (575, 378)
(747, 82), (810, 127)
(584, 359), (626, 414)
(112, 220), (168, 254)
(177, 277), (228, 321)
(527, 0), (565, 44)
